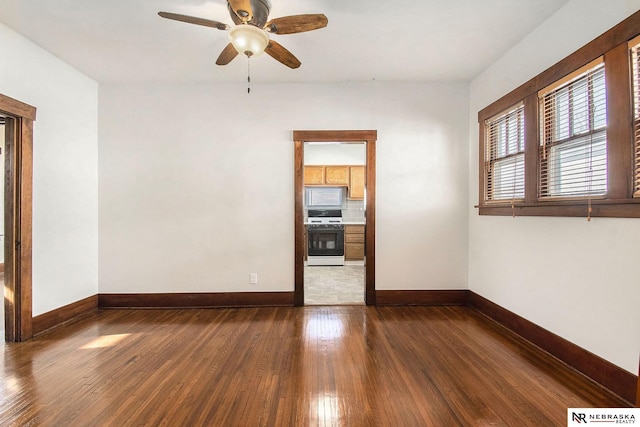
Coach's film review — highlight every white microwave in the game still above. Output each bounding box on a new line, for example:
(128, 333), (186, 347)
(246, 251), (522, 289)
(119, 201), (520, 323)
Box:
(305, 187), (343, 208)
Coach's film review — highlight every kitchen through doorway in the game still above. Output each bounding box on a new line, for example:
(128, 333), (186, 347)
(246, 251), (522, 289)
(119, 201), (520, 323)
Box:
(303, 142), (366, 305)
(293, 130), (377, 306)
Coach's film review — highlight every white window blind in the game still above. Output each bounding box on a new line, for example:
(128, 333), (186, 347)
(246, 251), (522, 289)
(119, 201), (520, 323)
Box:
(631, 39), (640, 198)
(484, 104), (525, 201)
(539, 59), (607, 199)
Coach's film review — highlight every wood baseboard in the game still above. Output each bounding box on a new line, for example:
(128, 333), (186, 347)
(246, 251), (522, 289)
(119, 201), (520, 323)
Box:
(98, 292), (295, 309)
(468, 291), (637, 405)
(32, 295), (98, 336)
(376, 289), (468, 306)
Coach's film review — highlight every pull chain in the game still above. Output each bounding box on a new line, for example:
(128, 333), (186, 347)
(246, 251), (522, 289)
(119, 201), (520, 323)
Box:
(247, 56), (251, 94)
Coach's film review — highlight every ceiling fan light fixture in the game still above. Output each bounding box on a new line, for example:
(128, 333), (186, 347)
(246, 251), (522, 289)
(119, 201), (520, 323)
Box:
(229, 24), (269, 57)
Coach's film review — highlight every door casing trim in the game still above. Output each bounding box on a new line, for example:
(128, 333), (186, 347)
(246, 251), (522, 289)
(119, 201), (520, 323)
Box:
(0, 93), (35, 342)
(293, 130), (377, 306)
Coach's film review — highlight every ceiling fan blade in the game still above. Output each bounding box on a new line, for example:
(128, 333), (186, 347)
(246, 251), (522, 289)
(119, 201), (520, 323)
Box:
(264, 40), (301, 69)
(227, 0), (254, 22)
(216, 43), (239, 65)
(158, 12), (229, 31)
(264, 14), (328, 34)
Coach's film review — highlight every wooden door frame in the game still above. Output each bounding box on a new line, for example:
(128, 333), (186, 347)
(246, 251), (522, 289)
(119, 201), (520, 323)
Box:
(0, 93), (35, 342)
(293, 130), (376, 306)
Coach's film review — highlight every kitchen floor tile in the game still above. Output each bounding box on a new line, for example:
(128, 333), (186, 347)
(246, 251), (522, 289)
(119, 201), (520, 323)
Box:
(304, 265), (365, 305)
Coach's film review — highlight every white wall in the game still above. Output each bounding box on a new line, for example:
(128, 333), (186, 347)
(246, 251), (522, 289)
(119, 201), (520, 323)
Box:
(0, 23), (99, 316)
(98, 82), (469, 294)
(469, 0), (640, 374)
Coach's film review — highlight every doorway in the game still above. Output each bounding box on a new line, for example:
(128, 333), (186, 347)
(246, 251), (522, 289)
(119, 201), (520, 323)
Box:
(293, 130), (377, 306)
(0, 93), (36, 342)
(304, 142), (365, 305)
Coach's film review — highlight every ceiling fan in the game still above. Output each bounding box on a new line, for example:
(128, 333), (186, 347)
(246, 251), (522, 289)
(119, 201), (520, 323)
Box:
(158, 0), (328, 69)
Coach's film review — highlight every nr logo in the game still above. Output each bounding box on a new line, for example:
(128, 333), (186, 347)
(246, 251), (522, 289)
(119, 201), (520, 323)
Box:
(572, 412), (587, 423)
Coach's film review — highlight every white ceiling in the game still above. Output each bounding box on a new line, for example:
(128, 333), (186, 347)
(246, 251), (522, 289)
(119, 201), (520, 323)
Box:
(0, 0), (569, 84)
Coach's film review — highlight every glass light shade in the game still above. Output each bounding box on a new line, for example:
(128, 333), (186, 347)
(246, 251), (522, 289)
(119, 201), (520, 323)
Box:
(229, 25), (269, 58)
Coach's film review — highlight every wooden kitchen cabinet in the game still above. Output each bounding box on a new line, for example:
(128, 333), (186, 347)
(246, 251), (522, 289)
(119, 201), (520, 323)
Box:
(304, 165), (349, 186)
(344, 224), (365, 261)
(348, 166), (365, 200)
(304, 165), (365, 200)
(325, 166), (349, 185)
(304, 166), (325, 185)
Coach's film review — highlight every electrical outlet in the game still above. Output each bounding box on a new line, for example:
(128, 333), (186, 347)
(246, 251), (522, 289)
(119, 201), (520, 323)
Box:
(250, 273), (258, 284)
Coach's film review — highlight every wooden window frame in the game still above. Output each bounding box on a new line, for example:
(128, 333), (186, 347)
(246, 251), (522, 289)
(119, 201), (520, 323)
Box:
(484, 103), (525, 203)
(477, 11), (640, 218)
(538, 59), (607, 200)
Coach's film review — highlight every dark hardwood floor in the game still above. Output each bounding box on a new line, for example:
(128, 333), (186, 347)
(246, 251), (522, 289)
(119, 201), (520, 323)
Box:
(0, 306), (628, 426)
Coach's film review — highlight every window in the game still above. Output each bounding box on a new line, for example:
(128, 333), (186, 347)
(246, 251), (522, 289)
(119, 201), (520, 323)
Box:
(539, 59), (607, 199)
(631, 38), (640, 198)
(477, 10), (640, 218)
(485, 104), (525, 201)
